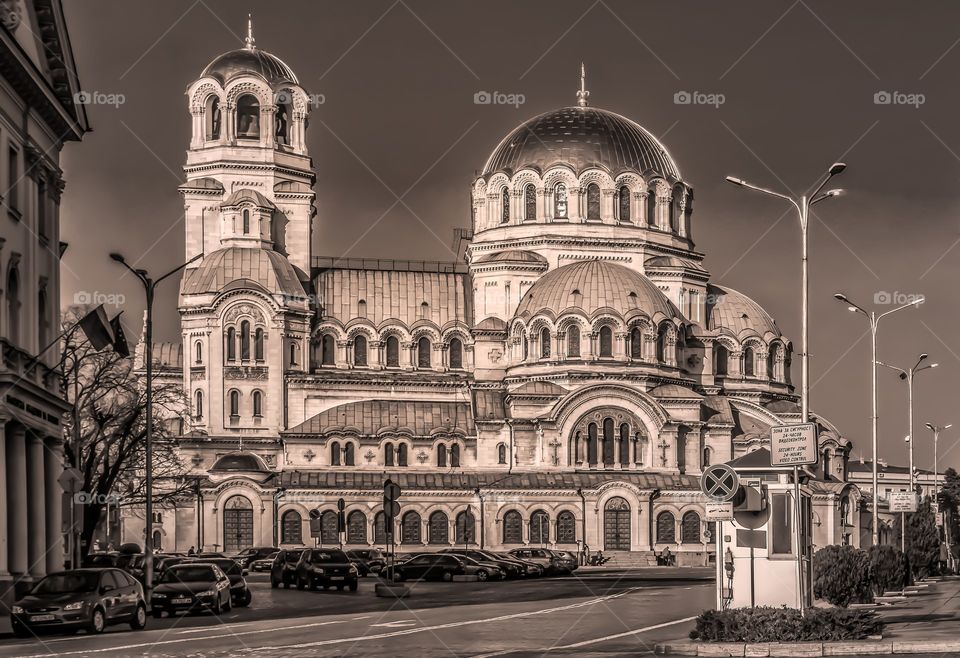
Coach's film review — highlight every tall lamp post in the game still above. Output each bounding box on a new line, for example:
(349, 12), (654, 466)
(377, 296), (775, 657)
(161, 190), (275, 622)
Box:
(924, 422), (952, 565)
(833, 293), (924, 545)
(878, 355), (937, 552)
(109, 251), (202, 600)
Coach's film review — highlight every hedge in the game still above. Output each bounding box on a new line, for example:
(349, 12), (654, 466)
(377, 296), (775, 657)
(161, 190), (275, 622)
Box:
(812, 545), (872, 606)
(690, 607), (884, 642)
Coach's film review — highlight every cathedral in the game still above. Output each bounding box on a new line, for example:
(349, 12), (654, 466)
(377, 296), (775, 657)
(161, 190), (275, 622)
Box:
(126, 25), (864, 564)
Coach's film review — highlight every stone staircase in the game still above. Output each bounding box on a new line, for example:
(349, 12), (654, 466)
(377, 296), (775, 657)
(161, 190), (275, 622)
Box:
(600, 550), (659, 567)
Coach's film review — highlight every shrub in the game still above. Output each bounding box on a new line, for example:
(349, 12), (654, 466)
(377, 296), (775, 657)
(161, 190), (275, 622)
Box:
(690, 607), (884, 642)
(906, 502), (941, 579)
(812, 545), (872, 606)
(867, 545), (906, 595)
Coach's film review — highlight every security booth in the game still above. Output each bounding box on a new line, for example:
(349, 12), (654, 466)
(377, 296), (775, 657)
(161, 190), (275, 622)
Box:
(703, 447), (814, 611)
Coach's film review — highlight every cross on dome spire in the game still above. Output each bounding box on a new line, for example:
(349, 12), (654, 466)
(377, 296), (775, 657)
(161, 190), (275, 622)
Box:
(244, 13), (256, 50)
(576, 62), (590, 107)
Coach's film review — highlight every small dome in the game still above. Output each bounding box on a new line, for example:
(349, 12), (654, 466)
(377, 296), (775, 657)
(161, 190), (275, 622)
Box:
(474, 250), (548, 265)
(201, 47), (298, 86)
(706, 284), (780, 337)
(515, 260), (679, 321)
(182, 247), (306, 298)
(483, 106), (680, 179)
(210, 452), (270, 473)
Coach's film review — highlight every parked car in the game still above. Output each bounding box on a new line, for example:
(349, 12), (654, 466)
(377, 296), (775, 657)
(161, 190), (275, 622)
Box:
(270, 548), (304, 588)
(11, 569), (147, 637)
(383, 554), (489, 582)
(192, 558), (252, 607)
(507, 548), (575, 575)
(152, 556), (188, 585)
(440, 549), (519, 578)
(488, 551), (545, 577)
(295, 549), (359, 591)
(231, 546), (278, 569)
(445, 554), (504, 580)
(345, 548), (386, 576)
(150, 564), (232, 617)
(82, 552), (121, 568)
(250, 551), (278, 572)
(116, 553), (146, 583)
(195, 552), (227, 559)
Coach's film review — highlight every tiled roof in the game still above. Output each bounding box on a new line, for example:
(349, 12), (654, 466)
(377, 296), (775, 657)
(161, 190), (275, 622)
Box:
(847, 460), (933, 475)
(202, 47), (299, 85)
(706, 284), (780, 337)
(286, 400), (474, 437)
(280, 470), (701, 491)
(509, 381), (569, 397)
(474, 317), (508, 332)
(650, 383), (702, 399)
(182, 248), (306, 297)
(644, 255), (707, 272)
(152, 342), (182, 368)
(475, 250), (548, 265)
(221, 188), (276, 209)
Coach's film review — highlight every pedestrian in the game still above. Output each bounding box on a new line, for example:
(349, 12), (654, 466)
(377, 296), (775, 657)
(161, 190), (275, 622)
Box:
(662, 546), (672, 566)
(188, 545), (196, 556)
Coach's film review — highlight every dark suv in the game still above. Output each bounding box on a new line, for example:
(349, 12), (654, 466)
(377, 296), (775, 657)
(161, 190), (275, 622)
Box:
(270, 548), (304, 589)
(295, 549), (359, 592)
(231, 546), (277, 569)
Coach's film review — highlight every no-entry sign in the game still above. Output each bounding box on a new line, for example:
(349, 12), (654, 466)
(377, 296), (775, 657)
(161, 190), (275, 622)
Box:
(770, 423), (818, 466)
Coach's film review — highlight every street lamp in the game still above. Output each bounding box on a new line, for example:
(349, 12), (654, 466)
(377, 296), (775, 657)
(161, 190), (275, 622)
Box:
(726, 161), (845, 424)
(834, 292), (924, 545)
(878, 355), (937, 552)
(109, 251), (202, 600)
(925, 422), (952, 568)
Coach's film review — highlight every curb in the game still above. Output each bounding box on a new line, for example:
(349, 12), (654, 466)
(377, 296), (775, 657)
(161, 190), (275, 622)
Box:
(655, 640), (960, 656)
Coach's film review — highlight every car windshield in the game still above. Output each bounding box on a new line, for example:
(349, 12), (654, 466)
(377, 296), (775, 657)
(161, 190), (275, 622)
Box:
(264, 552), (279, 560)
(201, 560), (241, 575)
(312, 550), (348, 563)
(347, 550), (369, 559)
(34, 572), (100, 594)
(163, 566), (215, 583)
(284, 550), (304, 563)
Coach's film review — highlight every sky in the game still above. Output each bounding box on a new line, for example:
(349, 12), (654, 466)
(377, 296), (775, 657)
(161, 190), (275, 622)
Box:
(58, 0), (960, 473)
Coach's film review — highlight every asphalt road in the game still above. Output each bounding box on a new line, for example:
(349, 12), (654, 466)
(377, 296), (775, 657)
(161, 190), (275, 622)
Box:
(0, 569), (714, 657)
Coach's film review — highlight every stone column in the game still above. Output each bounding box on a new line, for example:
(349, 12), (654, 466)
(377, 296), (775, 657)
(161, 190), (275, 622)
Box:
(27, 433), (47, 579)
(6, 425), (28, 576)
(44, 438), (64, 574)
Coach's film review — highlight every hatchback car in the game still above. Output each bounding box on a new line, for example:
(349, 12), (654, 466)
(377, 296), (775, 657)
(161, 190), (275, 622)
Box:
(193, 558), (252, 606)
(295, 548), (359, 591)
(250, 551), (278, 572)
(11, 569), (147, 637)
(384, 554), (487, 582)
(150, 564), (232, 617)
(270, 548), (304, 588)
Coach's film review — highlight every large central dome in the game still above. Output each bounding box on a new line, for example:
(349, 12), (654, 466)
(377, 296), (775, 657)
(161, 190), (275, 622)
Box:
(483, 106), (680, 179)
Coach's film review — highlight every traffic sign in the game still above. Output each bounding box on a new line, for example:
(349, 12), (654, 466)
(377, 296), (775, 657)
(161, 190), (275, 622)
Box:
(308, 508), (322, 520)
(309, 517), (322, 538)
(58, 467), (83, 494)
(705, 502), (734, 521)
(700, 464), (740, 502)
(889, 491), (917, 513)
(337, 497), (346, 511)
(770, 423), (818, 466)
(383, 500), (400, 520)
(384, 481), (401, 502)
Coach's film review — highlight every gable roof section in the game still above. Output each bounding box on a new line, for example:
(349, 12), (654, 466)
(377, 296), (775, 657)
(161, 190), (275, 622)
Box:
(286, 400), (475, 438)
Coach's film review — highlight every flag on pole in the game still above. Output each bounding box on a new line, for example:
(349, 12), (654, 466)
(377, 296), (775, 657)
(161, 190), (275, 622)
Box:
(110, 312), (129, 358)
(78, 305), (115, 350)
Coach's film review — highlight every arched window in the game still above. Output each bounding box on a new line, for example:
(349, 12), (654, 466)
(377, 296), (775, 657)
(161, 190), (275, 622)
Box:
(557, 511), (576, 543)
(586, 183), (601, 220)
(449, 338), (463, 369)
(668, 192), (676, 231)
(567, 325), (581, 358)
(386, 335), (400, 367)
(450, 444), (461, 468)
(714, 343), (728, 376)
(321, 510), (338, 544)
(195, 341), (203, 364)
(619, 423), (630, 465)
(275, 100), (290, 144)
(207, 96), (221, 140)
(357, 299), (367, 318)
(37, 287), (49, 349)
(521, 332), (528, 361)
(671, 185), (684, 232)
(618, 185), (631, 221)
(228, 390), (239, 417)
(401, 511), (421, 544)
(240, 320), (251, 360)
(242, 209), (250, 234)
(524, 183), (536, 220)
(497, 443), (507, 465)
(540, 328), (551, 358)
(681, 512), (701, 543)
(530, 510), (549, 544)
(417, 336), (431, 368)
(195, 390), (203, 419)
(646, 185), (658, 225)
(455, 511), (476, 545)
(437, 444), (447, 467)
(587, 422), (598, 465)
(554, 183), (568, 218)
(603, 418), (615, 465)
(702, 446), (711, 468)
(254, 328), (264, 360)
(767, 348), (776, 379)
(398, 443), (408, 467)
(656, 325), (668, 363)
(656, 512), (676, 543)
(428, 512), (449, 544)
(501, 186), (510, 223)
(743, 346), (755, 377)
(347, 510), (367, 544)
(823, 449), (832, 480)
(353, 334), (368, 367)
(503, 510), (523, 543)
(281, 510), (302, 544)
(289, 342), (299, 366)
(374, 511), (387, 544)
(630, 327), (642, 359)
(226, 327), (236, 361)
(599, 325), (613, 357)
(236, 94), (260, 139)
(384, 442), (395, 467)
(420, 301), (429, 319)
(330, 441), (341, 466)
(252, 391), (263, 417)
(344, 442), (355, 466)
(321, 334), (336, 366)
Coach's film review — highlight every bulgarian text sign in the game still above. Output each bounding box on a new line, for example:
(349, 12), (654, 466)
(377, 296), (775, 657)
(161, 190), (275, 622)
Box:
(770, 423), (818, 466)
(889, 491), (917, 513)
(705, 502), (734, 521)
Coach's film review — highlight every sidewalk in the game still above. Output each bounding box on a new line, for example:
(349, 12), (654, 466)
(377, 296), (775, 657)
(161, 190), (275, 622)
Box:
(876, 576), (960, 641)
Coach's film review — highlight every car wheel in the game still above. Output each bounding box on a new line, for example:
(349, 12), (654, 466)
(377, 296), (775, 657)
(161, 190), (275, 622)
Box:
(477, 570), (489, 582)
(213, 595), (223, 615)
(130, 603), (147, 630)
(271, 578), (279, 589)
(89, 607), (106, 634)
(12, 623), (30, 639)
(152, 609), (163, 619)
(296, 575), (306, 590)
(224, 594), (232, 612)
(336, 585), (344, 591)
(283, 580), (290, 589)
(239, 590), (252, 607)
(442, 571), (453, 582)
(349, 581), (358, 592)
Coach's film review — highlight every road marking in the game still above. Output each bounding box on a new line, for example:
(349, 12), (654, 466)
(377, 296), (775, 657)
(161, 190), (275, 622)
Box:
(371, 619), (418, 628)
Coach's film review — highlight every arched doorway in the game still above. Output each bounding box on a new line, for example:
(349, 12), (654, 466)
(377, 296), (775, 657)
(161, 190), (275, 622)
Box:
(223, 496), (254, 554)
(603, 497), (631, 551)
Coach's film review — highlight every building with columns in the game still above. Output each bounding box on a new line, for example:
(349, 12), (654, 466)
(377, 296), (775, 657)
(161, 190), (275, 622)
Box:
(124, 28), (864, 564)
(0, 0), (88, 607)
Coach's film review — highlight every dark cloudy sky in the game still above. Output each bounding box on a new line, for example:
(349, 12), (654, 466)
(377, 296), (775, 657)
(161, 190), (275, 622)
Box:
(59, 0), (960, 472)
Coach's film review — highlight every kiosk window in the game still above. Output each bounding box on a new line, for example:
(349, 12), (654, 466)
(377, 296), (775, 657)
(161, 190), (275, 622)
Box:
(771, 493), (793, 556)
